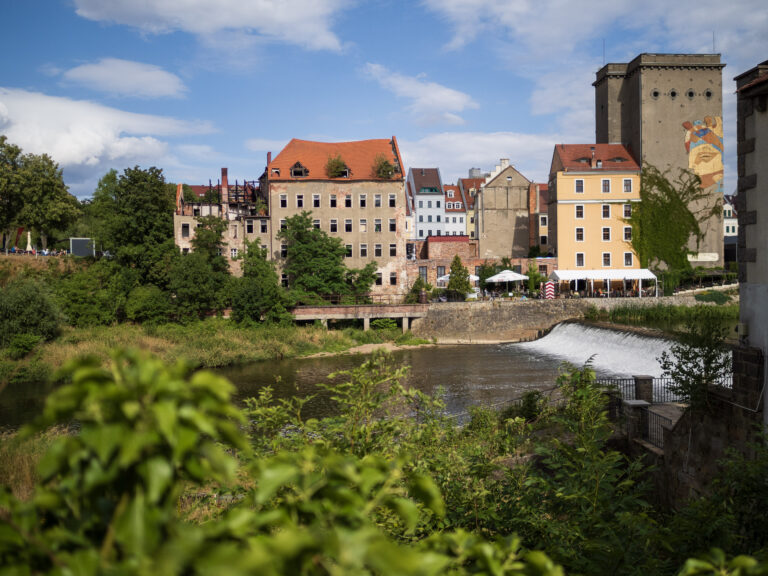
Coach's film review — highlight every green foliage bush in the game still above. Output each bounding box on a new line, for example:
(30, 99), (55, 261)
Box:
(7, 333), (42, 360)
(694, 290), (730, 305)
(125, 284), (172, 324)
(0, 278), (61, 346)
(372, 154), (395, 179)
(325, 153), (348, 178)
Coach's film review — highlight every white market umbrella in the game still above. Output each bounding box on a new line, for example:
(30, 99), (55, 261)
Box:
(486, 269), (529, 293)
(437, 273), (480, 286)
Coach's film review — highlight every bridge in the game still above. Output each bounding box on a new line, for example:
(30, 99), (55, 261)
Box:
(291, 304), (429, 332)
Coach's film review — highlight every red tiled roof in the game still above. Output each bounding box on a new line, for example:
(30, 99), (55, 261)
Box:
(409, 168), (442, 193)
(554, 143), (639, 172)
(443, 184), (465, 212)
(459, 177), (485, 191)
(738, 72), (768, 93)
(268, 137), (404, 182)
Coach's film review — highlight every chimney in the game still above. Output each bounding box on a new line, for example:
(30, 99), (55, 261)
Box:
(500, 158), (510, 169)
(221, 167), (229, 204)
(590, 147), (596, 168)
(267, 151), (272, 166)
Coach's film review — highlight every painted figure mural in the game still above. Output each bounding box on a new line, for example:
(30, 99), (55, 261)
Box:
(682, 116), (724, 193)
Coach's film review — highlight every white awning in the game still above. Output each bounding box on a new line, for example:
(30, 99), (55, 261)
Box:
(548, 269), (657, 282)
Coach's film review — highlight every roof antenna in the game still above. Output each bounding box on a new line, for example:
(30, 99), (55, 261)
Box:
(712, 31), (716, 52)
(602, 39), (605, 66)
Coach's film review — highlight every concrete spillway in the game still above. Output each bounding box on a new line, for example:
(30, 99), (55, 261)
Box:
(512, 322), (673, 377)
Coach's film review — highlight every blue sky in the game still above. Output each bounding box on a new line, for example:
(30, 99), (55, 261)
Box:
(1, 0), (766, 198)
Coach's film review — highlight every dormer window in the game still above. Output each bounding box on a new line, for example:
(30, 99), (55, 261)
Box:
(596, 160), (603, 168)
(576, 157), (590, 163)
(609, 157), (628, 163)
(291, 162), (309, 178)
(271, 168), (280, 177)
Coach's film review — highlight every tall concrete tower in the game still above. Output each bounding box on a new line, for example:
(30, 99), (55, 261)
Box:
(594, 53), (726, 266)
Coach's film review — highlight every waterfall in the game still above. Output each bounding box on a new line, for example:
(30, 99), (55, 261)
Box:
(512, 322), (673, 377)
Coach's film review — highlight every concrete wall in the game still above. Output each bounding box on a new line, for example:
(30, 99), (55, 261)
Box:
(476, 163), (531, 259)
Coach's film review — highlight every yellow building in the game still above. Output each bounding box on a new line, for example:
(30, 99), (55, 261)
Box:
(549, 144), (641, 290)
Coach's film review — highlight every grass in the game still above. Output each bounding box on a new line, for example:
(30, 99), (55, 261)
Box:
(585, 302), (739, 334)
(0, 427), (64, 500)
(1, 319), (431, 387)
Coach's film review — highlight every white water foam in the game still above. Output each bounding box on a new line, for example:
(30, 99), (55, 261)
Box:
(512, 323), (673, 377)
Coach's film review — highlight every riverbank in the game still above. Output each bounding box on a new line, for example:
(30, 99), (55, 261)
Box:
(0, 319), (433, 387)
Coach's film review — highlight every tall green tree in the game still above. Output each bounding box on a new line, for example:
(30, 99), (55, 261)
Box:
(446, 254), (471, 301)
(16, 152), (80, 248)
(628, 164), (719, 271)
(0, 136), (24, 237)
(231, 239), (285, 323)
(278, 211), (348, 298)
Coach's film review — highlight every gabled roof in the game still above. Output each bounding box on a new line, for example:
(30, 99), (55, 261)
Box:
(552, 143), (640, 172)
(267, 137), (404, 182)
(443, 184), (465, 212)
(409, 168), (442, 194)
(459, 177), (485, 193)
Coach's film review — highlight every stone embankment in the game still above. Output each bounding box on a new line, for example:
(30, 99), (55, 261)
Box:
(410, 295), (704, 343)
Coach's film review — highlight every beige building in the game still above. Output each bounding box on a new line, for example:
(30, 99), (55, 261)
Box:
(734, 60), (768, 425)
(595, 53), (725, 266)
(475, 159), (531, 259)
(549, 143), (641, 272)
(259, 137), (407, 295)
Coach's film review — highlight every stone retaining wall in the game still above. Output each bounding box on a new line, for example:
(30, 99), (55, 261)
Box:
(411, 295), (702, 342)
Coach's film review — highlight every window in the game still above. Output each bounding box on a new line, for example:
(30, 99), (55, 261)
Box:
(313, 219), (320, 229)
(538, 264), (547, 275)
(330, 194), (337, 208)
(436, 230), (441, 236)
(313, 194), (320, 208)
(389, 194), (396, 207)
(281, 274), (288, 288)
(602, 227), (611, 241)
(436, 201), (441, 208)
(330, 219), (338, 233)
(374, 194), (381, 207)
(447, 190), (454, 198)
(280, 194), (287, 208)
(374, 244), (382, 257)
(456, 202), (462, 209)
(280, 219), (286, 230)
(576, 253), (585, 267)
(260, 221), (268, 233)
(344, 244), (352, 258)
(602, 179), (610, 193)
(230, 248), (238, 259)
(389, 243), (396, 257)
(470, 231), (475, 238)
(390, 272), (397, 286)
(419, 266), (427, 281)
(360, 219), (367, 233)
(375, 273), (382, 286)
(419, 230), (424, 237)
(623, 179), (632, 193)
(540, 215), (547, 226)
(575, 179), (584, 193)
(427, 201), (432, 208)
(231, 224), (238, 239)
(418, 200), (423, 208)
(296, 194), (304, 208)
(624, 226), (632, 241)
(447, 202), (452, 210)
(428, 230), (432, 237)
(345, 219), (352, 233)
(624, 252), (633, 267)
(419, 215), (423, 222)
(360, 194), (367, 208)
(280, 244), (287, 258)
(603, 252), (611, 267)
(181, 223), (190, 238)
(360, 244), (368, 258)
(182, 247), (189, 254)
(575, 227), (584, 242)
(246, 220), (254, 234)
(623, 204), (631, 218)
(374, 219), (382, 232)
(602, 204), (610, 219)
(437, 266), (446, 278)
(460, 217), (464, 223)
(290, 163), (308, 177)
(452, 217), (456, 223)
(345, 195), (352, 208)
(389, 219), (396, 232)
(427, 215), (432, 223)
(540, 235), (548, 245)
(436, 215), (441, 222)
(575, 205), (584, 219)
(470, 216), (474, 224)
(193, 207), (200, 217)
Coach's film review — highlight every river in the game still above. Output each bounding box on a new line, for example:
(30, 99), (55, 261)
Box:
(0, 323), (673, 429)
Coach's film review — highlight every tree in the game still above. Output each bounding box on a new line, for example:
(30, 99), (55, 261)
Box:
(658, 306), (732, 412)
(628, 164), (719, 271)
(0, 278), (61, 346)
(446, 255), (471, 301)
(231, 239), (284, 323)
(526, 262), (547, 294)
(372, 154), (395, 179)
(325, 154), (348, 178)
(191, 214), (229, 274)
(16, 152), (80, 249)
(278, 211), (348, 298)
(168, 251), (229, 320)
(405, 275), (431, 303)
(0, 136), (24, 235)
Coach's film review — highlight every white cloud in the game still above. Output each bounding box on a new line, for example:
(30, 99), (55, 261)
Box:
(399, 131), (560, 185)
(73, 0), (348, 52)
(62, 58), (187, 98)
(0, 88), (214, 195)
(245, 138), (290, 154)
(364, 63), (479, 125)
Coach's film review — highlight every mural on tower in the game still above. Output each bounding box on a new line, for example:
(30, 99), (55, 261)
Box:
(683, 116), (724, 193)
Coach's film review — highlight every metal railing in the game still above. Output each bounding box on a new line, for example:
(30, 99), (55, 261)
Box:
(600, 378), (636, 401)
(642, 408), (673, 449)
(598, 375), (733, 404)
